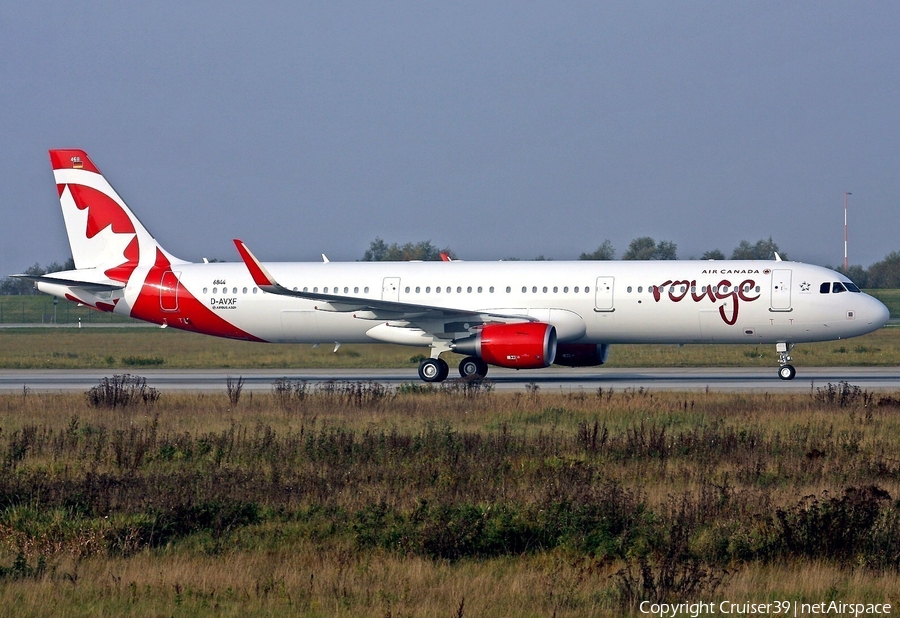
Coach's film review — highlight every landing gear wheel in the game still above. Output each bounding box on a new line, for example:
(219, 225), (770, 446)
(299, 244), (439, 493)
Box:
(458, 356), (489, 379)
(778, 364), (796, 380)
(418, 358), (450, 383)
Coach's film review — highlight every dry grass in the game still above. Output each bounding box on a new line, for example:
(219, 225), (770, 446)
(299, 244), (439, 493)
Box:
(1, 386), (900, 615)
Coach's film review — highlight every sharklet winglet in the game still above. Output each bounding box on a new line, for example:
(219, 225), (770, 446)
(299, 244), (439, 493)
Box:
(233, 239), (287, 294)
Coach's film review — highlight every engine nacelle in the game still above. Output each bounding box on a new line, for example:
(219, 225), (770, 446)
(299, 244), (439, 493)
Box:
(554, 343), (610, 367)
(452, 322), (557, 369)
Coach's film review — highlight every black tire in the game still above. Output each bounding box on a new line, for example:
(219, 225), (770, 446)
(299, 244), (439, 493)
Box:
(778, 364), (796, 380)
(458, 356), (489, 379)
(437, 358), (450, 382)
(419, 358), (449, 383)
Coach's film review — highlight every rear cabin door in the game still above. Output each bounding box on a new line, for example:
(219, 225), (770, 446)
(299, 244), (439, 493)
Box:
(160, 271), (180, 312)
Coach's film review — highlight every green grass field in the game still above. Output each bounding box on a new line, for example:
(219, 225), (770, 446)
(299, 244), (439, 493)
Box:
(1, 387), (899, 616)
(0, 323), (897, 370)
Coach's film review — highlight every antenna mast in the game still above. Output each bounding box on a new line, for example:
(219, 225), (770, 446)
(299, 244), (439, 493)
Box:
(843, 191), (851, 271)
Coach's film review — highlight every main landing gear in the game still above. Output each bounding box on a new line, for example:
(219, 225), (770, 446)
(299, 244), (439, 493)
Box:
(417, 356), (489, 383)
(418, 358), (449, 383)
(776, 342), (796, 380)
(458, 356), (489, 379)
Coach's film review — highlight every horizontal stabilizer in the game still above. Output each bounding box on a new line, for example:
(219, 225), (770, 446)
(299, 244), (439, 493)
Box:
(10, 273), (126, 291)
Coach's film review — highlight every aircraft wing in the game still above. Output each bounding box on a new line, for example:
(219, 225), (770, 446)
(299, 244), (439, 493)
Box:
(232, 239), (533, 324)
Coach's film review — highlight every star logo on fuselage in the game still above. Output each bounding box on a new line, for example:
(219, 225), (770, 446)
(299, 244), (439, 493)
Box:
(800, 281), (811, 292)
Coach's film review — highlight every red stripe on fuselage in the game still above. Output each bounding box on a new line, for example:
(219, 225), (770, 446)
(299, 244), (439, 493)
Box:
(129, 249), (265, 342)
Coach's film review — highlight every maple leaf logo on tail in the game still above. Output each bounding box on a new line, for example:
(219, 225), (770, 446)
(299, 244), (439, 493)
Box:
(49, 150), (184, 284)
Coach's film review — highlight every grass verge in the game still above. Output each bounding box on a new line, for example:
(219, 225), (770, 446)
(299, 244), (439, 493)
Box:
(0, 384), (899, 615)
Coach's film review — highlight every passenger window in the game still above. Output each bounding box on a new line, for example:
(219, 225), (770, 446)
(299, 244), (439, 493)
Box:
(233, 287), (237, 294)
(436, 287), (441, 293)
(354, 287), (359, 293)
(833, 282), (847, 293)
(477, 286), (482, 293)
(364, 287), (369, 293)
(522, 286), (527, 293)
(627, 286), (632, 293)
(292, 287), (298, 291)
(253, 287), (258, 294)
(243, 287), (248, 294)
(324, 287), (329, 293)
(212, 287), (218, 294)
(488, 286), (493, 293)
(574, 286), (579, 293)
(553, 286), (558, 293)
(415, 286), (421, 293)
(467, 286), (472, 293)
(404, 286), (410, 293)
(542, 286), (548, 293)
(344, 287), (348, 293)
(637, 286), (643, 293)
(303, 287), (308, 292)
(820, 282), (830, 294)
(313, 287), (318, 293)
(755, 286), (760, 293)
(203, 287), (208, 294)
(426, 286), (431, 293)
(457, 286), (462, 293)
(532, 286), (537, 293)
(506, 286), (511, 293)
(564, 286), (569, 293)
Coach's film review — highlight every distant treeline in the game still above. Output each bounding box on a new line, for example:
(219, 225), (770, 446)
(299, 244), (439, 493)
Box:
(4, 238), (900, 293)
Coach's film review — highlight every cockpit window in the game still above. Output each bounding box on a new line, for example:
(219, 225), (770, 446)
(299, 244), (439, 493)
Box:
(832, 282), (847, 293)
(845, 282), (861, 293)
(819, 282), (830, 294)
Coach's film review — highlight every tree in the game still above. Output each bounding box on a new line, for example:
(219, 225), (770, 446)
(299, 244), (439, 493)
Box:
(622, 237), (677, 260)
(362, 238), (455, 261)
(700, 249), (725, 260)
(579, 240), (615, 260)
(0, 263), (44, 295)
(836, 264), (869, 288)
(0, 257), (76, 295)
(731, 237), (785, 260)
(867, 251), (900, 288)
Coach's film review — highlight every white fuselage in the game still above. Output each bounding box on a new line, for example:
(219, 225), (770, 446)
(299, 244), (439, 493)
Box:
(42, 259), (889, 348)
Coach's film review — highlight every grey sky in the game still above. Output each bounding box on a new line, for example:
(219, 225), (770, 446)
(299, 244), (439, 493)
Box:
(2, 2), (898, 277)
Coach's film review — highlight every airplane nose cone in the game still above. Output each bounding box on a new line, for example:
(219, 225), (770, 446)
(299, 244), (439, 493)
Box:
(867, 295), (891, 328)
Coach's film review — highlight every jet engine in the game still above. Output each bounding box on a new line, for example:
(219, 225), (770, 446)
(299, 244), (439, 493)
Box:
(554, 343), (610, 367)
(452, 322), (557, 369)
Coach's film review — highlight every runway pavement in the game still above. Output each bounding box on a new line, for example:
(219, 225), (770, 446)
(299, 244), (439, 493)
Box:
(1, 366), (899, 393)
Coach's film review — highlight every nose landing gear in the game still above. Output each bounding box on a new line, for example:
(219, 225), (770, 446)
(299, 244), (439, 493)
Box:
(776, 342), (795, 380)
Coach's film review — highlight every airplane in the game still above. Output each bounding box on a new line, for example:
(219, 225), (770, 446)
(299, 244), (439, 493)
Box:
(14, 149), (891, 383)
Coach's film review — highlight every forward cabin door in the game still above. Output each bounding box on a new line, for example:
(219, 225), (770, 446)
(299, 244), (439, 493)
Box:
(594, 277), (614, 312)
(770, 269), (792, 311)
(382, 277), (401, 302)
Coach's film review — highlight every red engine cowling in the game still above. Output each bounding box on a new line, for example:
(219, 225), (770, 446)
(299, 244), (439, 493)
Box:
(554, 343), (610, 367)
(452, 323), (557, 369)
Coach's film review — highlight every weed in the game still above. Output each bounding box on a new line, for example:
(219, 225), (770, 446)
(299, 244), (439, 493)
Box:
(272, 378), (308, 409)
(85, 374), (160, 408)
(226, 376), (244, 406)
(813, 381), (874, 408)
(121, 356), (165, 366)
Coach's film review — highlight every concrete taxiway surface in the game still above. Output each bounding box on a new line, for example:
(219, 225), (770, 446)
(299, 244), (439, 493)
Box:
(0, 367), (898, 393)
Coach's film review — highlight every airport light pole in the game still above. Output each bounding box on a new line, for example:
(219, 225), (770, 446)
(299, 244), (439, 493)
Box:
(843, 192), (851, 271)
